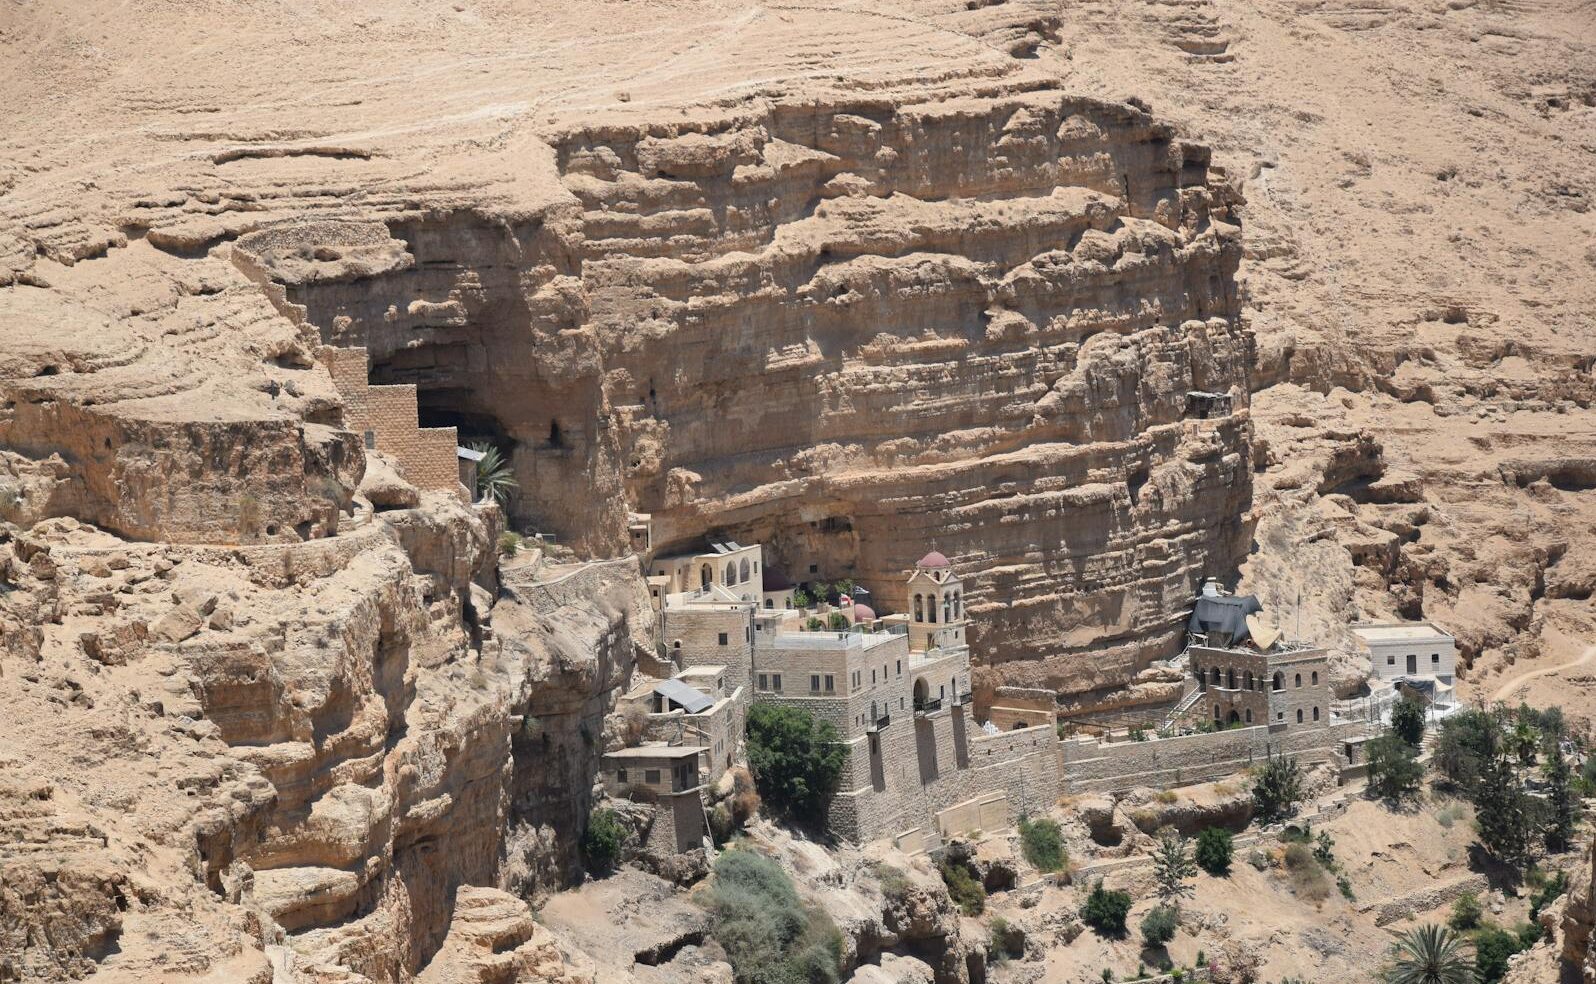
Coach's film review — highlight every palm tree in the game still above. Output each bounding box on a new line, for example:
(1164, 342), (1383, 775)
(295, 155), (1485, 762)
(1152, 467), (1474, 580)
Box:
(468, 441), (517, 507)
(1382, 925), (1475, 984)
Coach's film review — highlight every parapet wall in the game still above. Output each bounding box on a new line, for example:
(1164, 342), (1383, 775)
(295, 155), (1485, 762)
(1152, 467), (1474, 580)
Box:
(1060, 720), (1365, 795)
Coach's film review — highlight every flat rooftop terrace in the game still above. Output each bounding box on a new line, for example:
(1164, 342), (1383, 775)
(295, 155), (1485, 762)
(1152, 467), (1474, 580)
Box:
(1352, 622), (1453, 643)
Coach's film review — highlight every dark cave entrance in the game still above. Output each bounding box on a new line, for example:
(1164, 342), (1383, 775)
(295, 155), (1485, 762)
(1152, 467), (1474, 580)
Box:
(416, 393), (518, 509)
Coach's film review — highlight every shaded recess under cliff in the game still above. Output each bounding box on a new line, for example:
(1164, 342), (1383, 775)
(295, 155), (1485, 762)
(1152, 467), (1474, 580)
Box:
(245, 87), (1253, 700)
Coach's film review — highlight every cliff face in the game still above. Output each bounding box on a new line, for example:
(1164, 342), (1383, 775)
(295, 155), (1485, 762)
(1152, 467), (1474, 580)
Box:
(242, 91), (1251, 700)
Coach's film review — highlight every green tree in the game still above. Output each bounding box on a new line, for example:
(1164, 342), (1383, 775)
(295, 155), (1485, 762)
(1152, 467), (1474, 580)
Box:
(1432, 709), (1492, 792)
(827, 611), (849, 632)
(1367, 734), (1425, 803)
(580, 807), (624, 874)
(805, 616), (825, 632)
(1018, 816), (1066, 873)
(745, 703), (846, 828)
(1194, 827), (1233, 876)
(1543, 739), (1580, 852)
(1391, 697), (1426, 748)
(468, 440), (518, 507)
(1380, 925), (1474, 984)
(1511, 719), (1539, 767)
(1473, 737), (1536, 866)
(1252, 752), (1304, 822)
(1152, 832), (1197, 909)
(1079, 881), (1132, 937)
(1140, 906), (1178, 947)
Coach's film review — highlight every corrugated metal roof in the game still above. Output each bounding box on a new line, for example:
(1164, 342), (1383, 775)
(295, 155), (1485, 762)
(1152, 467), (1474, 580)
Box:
(654, 679), (714, 713)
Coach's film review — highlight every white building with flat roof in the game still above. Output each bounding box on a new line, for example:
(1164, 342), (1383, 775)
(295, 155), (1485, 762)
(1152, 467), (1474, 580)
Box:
(1352, 621), (1457, 683)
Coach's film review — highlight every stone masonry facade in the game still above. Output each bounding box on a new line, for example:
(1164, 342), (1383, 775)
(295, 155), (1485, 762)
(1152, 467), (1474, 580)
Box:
(320, 345), (469, 500)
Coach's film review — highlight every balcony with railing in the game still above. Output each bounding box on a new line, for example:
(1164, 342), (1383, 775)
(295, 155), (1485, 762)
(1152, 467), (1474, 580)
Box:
(913, 696), (943, 717)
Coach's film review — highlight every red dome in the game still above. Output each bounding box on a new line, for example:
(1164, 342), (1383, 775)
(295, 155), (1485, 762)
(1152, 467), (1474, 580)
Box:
(917, 550), (950, 569)
(853, 603), (876, 621)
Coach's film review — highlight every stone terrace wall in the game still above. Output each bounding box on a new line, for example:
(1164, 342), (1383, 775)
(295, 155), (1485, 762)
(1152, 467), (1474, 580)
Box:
(1060, 720), (1366, 795)
(320, 344), (467, 500)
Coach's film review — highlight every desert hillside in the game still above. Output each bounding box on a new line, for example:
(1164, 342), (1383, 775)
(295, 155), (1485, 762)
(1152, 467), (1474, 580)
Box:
(1, 0), (1593, 982)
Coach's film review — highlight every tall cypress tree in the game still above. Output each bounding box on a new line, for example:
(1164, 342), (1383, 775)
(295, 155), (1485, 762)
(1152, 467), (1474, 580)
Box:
(1544, 739), (1579, 853)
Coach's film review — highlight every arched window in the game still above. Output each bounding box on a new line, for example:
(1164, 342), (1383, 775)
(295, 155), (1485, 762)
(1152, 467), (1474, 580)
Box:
(700, 565), (711, 589)
(1245, 709), (1253, 723)
(1311, 671), (1318, 686)
(1294, 673), (1302, 688)
(672, 640), (681, 650)
(1245, 671), (1254, 690)
(928, 599), (937, 623)
(1273, 672), (1283, 691)
(1313, 706), (1320, 721)
(1296, 709), (1304, 724)
(1210, 667), (1221, 687)
(739, 559), (750, 583)
(953, 592), (961, 618)
(724, 562), (736, 584)
(765, 599), (773, 609)
(1226, 668), (1236, 690)
(914, 595), (924, 622)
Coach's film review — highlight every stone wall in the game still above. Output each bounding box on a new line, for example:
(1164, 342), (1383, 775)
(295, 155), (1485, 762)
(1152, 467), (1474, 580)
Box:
(319, 345), (467, 501)
(1060, 720), (1365, 795)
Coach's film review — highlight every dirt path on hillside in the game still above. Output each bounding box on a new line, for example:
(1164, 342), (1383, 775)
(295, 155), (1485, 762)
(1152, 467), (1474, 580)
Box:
(1492, 643), (1596, 704)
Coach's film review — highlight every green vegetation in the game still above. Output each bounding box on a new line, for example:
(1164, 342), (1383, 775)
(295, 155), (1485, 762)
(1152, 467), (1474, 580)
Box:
(744, 703), (846, 828)
(1018, 816), (1066, 873)
(468, 440), (517, 507)
(579, 807), (624, 874)
(827, 611), (850, 632)
(1139, 905), (1178, 947)
(1282, 842), (1331, 902)
(988, 916), (1022, 961)
(497, 530), (523, 557)
(1473, 924), (1530, 984)
(1380, 925), (1474, 984)
(937, 858), (985, 916)
(1366, 733), (1424, 803)
(804, 616), (825, 632)
(1391, 697), (1426, 748)
(1151, 832), (1196, 909)
(1447, 892), (1481, 932)
(1251, 752), (1303, 822)
(1530, 869), (1569, 921)
(705, 849), (843, 984)
(1079, 881), (1133, 937)
(1543, 739), (1580, 852)
(1194, 826), (1233, 876)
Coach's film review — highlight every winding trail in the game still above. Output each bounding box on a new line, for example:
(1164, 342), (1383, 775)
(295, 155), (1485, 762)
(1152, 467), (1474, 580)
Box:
(1491, 643), (1596, 703)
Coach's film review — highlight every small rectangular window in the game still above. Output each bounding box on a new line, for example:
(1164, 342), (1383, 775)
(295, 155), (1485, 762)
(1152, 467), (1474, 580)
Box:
(772, 674), (782, 692)
(824, 674), (834, 692)
(758, 673), (768, 691)
(718, 632), (728, 646)
(1387, 655), (1395, 665)
(645, 769), (660, 785)
(871, 669), (876, 684)
(811, 674), (821, 692)
(617, 769), (628, 783)
(896, 660), (901, 676)
(1431, 653), (1439, 662)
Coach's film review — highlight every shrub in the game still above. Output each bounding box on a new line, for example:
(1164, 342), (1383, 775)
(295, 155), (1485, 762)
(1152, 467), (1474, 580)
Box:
(707, 849), (843, 984)
(805, 616), (825, 632)
(1154, 789), (1179, 804)
(1283, 843), (1330, 902)
(872, 862), (912, 901)
(580, 807), (624, 874)
(1366, 734), (1424, 803)
(938, 858), (986, 916)
(827, 611), (850, 632)
(498, 530), (523, 557)
(988, 916), (1023, 960)
(1448, 892), (1482, 931)
(1194, 827), (1233, 876)
(1252, 752), (1303, 822)
(1473, 924), (1525, 984)
(1391, 697), (1426, 747)
(1434, 801), (1468, 829)
(1140, 905), (1179, 947)
(1080, 881), (1133, 936)
(1018, 816), (1066, 873)
(1531, 870), (1569, 921)
(745, 703), (846, 827)
(469, 441), (518, 507)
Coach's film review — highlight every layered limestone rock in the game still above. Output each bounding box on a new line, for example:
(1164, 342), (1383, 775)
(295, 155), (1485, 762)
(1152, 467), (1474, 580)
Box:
(230, 90), (1251, 705)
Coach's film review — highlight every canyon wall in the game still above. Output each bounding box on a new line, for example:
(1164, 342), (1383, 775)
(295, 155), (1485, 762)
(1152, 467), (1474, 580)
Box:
(241, 89), (1252, 702)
